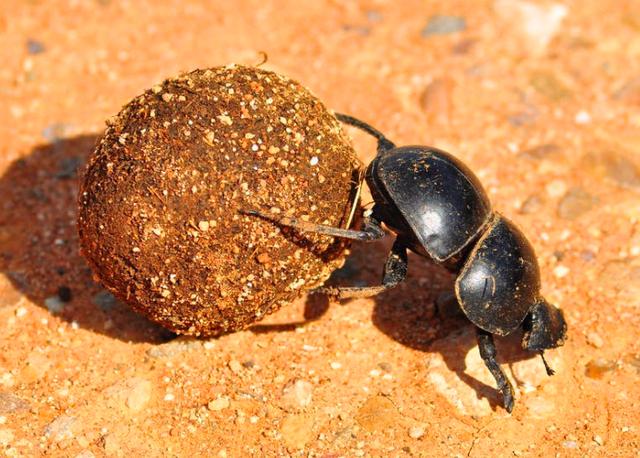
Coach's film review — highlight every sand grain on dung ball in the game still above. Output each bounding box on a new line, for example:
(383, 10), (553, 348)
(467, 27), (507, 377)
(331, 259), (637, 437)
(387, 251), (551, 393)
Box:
(78, 65), (360, 336)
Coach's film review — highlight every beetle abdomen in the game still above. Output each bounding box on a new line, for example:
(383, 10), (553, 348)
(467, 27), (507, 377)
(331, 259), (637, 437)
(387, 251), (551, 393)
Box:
(455, 215), (541, 336)
(371, 146), (492, 261)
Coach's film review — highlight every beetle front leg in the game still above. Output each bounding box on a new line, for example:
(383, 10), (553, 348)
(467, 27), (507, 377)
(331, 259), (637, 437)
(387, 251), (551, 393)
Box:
(476, 327), (515, 413)
(315, 238), (407, 299)
(240, 209), (386, 242)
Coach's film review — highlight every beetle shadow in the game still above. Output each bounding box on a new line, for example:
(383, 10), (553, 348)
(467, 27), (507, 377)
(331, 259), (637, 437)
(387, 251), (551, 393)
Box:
(251, 238), (539, 411)
(0, 134), (173, 343)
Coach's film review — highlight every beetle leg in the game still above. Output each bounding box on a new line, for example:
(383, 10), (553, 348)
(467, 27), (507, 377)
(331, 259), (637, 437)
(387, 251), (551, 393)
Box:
(476, 327), (515, 413)
(241, 209), (386, 242)
(314, 238), (407, 299)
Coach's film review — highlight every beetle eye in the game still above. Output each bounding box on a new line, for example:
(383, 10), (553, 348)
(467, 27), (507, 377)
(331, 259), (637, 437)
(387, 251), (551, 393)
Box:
(522, 299), (567, 351)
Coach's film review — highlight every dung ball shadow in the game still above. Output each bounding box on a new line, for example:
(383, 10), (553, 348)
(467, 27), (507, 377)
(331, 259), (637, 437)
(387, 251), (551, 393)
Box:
(0, 134), (173, 343)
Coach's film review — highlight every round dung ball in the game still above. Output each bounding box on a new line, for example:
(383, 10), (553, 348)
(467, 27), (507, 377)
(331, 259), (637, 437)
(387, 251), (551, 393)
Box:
(78, 65), (361, 336)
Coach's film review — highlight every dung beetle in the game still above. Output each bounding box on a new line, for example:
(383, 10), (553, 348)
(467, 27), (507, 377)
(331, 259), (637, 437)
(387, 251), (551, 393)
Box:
(245, 113), (567, 412)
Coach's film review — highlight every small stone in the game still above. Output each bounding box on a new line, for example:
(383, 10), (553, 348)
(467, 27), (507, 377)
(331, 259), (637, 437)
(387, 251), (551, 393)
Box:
(0, 393), (29, 414)
(42, 123), (69, 142)
(0, 429), (13, 446)
(575, 110), (591, 124)
(93, 290), (119, 311)
(519, 144), (560, 160)
(530, 71), (572, 101)
(281, 379), (313, 411)
(421, 15), (466, 36)
(280, 413), (314, 449)
(104, 377), (152, 413)
(545, 179), (567, 198)
(161, 93), (174, 102)
(102, 433), (120, 455)
(524, 395), (556, 419)
(586, 331), (604, 348)
(24, 351), (51, 381)
(198, 220), (210, 231)
(494, 1), (568, 55)
(593, 435), (604, 446)
(44, 415), (77, 442)
(408, 425), (425, 439)
(419, 77), (455, 123)
(44, 296), (65, 313)
(207, 397), (230, 411)
(585, 358), (616, 379)
(26, 39), (45, 55)
(557, 188), (596, 220)
(553, 265), (570, 278)
(519, 194), (543, 214)
(330, 362), (342, 370)
(355, 395), (404, 433)
(228, 360), (242, 373)
(75, 451), (96, 458)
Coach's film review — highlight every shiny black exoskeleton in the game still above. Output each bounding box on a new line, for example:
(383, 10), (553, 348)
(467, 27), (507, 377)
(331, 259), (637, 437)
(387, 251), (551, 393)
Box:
(246, 113), (567, 412)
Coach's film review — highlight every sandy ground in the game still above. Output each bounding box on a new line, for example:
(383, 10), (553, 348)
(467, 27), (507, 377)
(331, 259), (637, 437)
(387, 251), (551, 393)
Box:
(1, 0), (640, 456)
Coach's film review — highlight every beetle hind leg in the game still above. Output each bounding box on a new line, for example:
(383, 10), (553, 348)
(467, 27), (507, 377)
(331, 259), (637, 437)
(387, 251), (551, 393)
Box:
(476, 327), (515, 413)
(314, 238), (408, 299)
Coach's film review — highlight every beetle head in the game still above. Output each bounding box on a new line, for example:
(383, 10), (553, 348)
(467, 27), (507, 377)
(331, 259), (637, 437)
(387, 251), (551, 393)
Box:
(521, 299), (567, 351)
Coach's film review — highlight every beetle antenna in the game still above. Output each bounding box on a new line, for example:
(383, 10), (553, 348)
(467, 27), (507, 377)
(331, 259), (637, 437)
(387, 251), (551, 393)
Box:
(539, 351), (555, 376)
(334, 113), (396, 153)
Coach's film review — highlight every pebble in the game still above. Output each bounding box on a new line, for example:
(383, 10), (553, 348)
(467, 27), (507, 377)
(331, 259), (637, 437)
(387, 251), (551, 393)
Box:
(0, 429), (13, 446)
(421, 15), (466, 36)
(44, 415), (77, 442)
(586, 331), (604, 349)
(593, 435), (604, 446)
(24, 351), (51, 381)
(207, 397), (230, 411)
(42, 123), (69, 142)
(585, 358), (616, 379)
(494, 0), (568, 54)
(575, 110), (591, 124)
(524, 395), (556, 419)
(44, 296), (65, 313)
(519, 195), (543, 214)
(530, 71), (571, 101)
(355, 395), (403, 433)
(545, 179), (567, 198)
(408, 425), (426, 439)
(280, 413), (314, 449)
(330, 362), (342, 370)
(0, 393), (29, 415)
(281, 379), (313, 411)
(147, 336), (201, 358)
(557, 188), (596, 220)
(228, 360), (243, 373)
(419, 77), (455, 122)
(102, 433), (120, 455)
(93, 291), (119, 311)
(553, 265), (570, 279)
(104, 377), (152, 413)
(26, 39), (45, 55)
(75, 451), (96, 458)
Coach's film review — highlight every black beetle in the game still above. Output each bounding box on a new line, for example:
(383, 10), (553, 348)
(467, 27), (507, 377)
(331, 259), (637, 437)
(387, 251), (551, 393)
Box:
(245, 113), (567, 412)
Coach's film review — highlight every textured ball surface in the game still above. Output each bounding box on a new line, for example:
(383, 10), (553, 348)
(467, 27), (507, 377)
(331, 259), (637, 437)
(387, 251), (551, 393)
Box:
(78, 65), (360, 336)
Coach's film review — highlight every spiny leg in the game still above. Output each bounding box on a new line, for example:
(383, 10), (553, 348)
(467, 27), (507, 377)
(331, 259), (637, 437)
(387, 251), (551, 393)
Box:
(476, 327), (515, 413)
(315, 238), (407, 299)
(240, 209), (386, 242)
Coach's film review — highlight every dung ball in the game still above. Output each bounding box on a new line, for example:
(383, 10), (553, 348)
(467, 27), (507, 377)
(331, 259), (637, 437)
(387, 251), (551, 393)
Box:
(78, 65), (361, 336)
